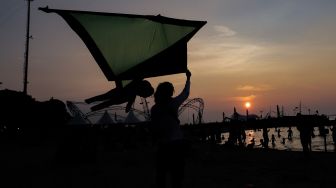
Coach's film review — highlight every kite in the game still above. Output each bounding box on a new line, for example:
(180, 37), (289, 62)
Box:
(39, 7), (206, 83)
(39, 7), (206, 112)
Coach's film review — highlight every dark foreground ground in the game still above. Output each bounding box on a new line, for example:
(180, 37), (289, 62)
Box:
(1, 141), (336, 188)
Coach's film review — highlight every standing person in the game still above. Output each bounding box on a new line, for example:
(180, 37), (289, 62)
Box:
(241, 126), (247, 145)
(277, 128), (281, 138)
(151, 70), (191, 188)
(271, 134), (276, 148)
(287, 127), (293, 140)
(297, 113), (313, 156)
(262, 127), (269, 148)
(330, 125), (336, 151)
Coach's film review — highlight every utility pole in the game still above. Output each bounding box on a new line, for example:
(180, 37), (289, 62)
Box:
(23, 0), (33, 95)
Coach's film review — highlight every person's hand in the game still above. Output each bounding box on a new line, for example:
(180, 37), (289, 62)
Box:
(186, 69), (191, 79)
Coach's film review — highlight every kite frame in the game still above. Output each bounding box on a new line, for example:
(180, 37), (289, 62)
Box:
(39, 7), (207, 82)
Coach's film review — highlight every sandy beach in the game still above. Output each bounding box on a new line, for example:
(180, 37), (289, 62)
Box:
(1, 141), (336, 188)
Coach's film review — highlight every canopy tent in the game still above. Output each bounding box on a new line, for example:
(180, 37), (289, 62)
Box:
(39, 7), (206, 83)
(96, 110), (115, 125)
(67, 114), (89, 126)
(124, 110), (141, 124)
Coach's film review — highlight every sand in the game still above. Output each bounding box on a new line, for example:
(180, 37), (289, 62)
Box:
(1, 142), (336, 188)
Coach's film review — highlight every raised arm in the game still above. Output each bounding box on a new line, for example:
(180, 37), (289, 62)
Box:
(172, 70), (191, 107)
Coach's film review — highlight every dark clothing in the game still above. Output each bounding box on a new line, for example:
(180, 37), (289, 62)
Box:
(156, 140), (189, 188)
(297, 125), (313, 154)
(151, 80), (190, 144)
(151, 79), (190, 188)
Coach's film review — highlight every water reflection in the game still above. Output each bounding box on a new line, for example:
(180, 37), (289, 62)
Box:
(221, 126), (335, 152)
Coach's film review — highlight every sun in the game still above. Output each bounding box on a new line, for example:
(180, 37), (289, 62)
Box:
(245, 101), (251, 109)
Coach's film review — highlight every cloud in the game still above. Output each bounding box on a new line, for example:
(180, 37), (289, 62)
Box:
(229, 95), (257, 102)
(214, 25), (236, 37)
(188, 38), (264, 76)
(236, 84), (273, 91)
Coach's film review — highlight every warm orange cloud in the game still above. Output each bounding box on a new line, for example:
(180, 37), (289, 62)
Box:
(236, 84), (273, 92)
(229, 94), (256, 102)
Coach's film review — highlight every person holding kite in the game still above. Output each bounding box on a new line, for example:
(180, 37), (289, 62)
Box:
(39, 7), (206, 114)
(85, 79), (154, 113)
(40, 7), (206, 188)
(151, 69), (191, 188)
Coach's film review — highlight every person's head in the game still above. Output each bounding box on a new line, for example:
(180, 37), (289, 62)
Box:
(136, 80), (154, 98)
(154, 82), (174, 104)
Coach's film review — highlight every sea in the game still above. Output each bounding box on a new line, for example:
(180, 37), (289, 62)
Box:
(221, 126), (336, 152)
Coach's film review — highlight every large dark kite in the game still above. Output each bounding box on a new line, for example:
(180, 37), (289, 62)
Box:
(39, 7), (206, 85)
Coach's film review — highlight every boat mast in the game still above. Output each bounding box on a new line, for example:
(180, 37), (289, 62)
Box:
(23, 0), (33, 95)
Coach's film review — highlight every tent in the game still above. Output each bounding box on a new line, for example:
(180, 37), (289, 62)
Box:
(124, 110), (141, 124)
(67, 114), (89, 126)
(96, 110), (115, 125)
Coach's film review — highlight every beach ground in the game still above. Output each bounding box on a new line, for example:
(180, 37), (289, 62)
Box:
(1, 142), (335, 188)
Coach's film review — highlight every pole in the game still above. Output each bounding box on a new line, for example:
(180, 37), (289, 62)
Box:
(246, 109), (249, 121)
(23, 0), (33, 94)
(324, 129), (327, 152)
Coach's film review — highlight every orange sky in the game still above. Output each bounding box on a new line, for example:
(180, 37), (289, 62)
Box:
(1, 0), (336, 122)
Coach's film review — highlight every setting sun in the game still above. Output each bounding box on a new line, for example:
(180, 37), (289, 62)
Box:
(245, 101), (251, 109)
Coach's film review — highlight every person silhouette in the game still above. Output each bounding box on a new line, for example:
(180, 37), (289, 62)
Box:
(287, 127), (293, 140)
(331, 125), (336, 151)
(85, 79), (154, 113)
(271, 134), (276, 148)
(281, 138), (286, 145)
(262, 127), (269, 148)
(151, 69), (191, 188)
(297, 113), (313, 155)
(247, 138), (255, 149)
(277, 128), (281, 138)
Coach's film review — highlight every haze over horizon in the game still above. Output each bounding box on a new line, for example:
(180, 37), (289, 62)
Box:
(1, 0), (336, 122)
